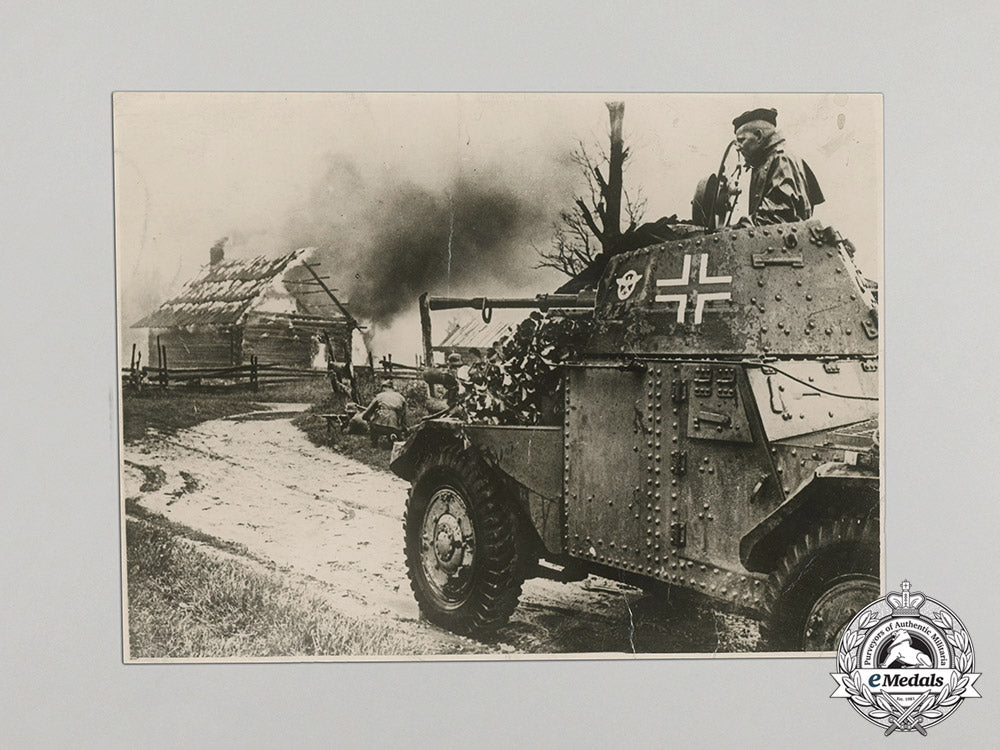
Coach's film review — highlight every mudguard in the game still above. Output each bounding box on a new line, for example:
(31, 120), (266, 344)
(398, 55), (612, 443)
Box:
(740, 461), (879, 573)
(389, 418), (465, 480)
(390, 419), (565, 555)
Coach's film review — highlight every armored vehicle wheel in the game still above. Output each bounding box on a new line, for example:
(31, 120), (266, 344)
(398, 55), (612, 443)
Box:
(764, 516), (879, 652)
(403, 446), (523, 634)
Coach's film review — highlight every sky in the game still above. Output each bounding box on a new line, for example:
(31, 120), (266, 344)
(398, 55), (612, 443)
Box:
(114, 93), (882, 362)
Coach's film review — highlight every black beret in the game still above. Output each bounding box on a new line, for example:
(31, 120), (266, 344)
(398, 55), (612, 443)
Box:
(732, 107), (778, 130)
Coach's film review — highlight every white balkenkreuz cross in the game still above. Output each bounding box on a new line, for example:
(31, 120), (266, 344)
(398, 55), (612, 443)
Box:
(654, 253), (732, 324)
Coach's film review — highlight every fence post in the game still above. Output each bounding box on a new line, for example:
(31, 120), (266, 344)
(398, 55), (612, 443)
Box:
(251, 355), (259, 391)
(161, 345), (169, 389)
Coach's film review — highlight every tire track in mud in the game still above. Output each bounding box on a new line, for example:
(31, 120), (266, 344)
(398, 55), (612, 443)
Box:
(124, 460), (167, 493)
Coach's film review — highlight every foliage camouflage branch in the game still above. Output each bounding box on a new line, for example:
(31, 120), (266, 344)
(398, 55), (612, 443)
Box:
(464, 312), (595, 426)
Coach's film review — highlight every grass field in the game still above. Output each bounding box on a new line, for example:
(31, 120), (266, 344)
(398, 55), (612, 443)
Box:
(125, 517), (421, 658)
(120, 378), (333, 443)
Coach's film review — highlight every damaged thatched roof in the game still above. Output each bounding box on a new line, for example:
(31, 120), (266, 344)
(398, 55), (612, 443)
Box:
(133, 248), (353, 328)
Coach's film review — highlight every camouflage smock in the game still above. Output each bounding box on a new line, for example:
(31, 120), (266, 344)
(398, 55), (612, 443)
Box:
(362, 389), (407, 430)
(746, 131), (824, 225)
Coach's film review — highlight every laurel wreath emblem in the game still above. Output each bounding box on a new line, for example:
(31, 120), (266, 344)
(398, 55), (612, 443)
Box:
(837, 607), (975, 728)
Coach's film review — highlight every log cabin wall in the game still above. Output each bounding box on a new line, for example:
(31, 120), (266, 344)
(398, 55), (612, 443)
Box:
(148, 326), (239, 368)
(242, 312), (353, 367)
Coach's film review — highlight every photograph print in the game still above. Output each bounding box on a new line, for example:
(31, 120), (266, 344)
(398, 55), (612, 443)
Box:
(116, 92), (882, 660)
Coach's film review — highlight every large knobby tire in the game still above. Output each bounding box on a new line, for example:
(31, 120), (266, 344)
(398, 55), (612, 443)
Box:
(763, 515), (880, 652)
(403, 445), (524, 635)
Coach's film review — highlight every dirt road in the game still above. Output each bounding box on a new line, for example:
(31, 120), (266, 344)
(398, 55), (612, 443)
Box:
(122, 406), (760, 656)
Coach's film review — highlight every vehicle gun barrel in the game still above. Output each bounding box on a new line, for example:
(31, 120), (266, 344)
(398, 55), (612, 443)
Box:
(427, 292), (596, 312)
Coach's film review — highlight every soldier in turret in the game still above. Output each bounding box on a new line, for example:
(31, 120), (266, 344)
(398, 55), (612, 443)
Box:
(733, 107), (825, 226)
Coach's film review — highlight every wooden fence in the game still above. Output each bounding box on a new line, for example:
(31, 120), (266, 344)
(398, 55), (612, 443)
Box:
(375, 356), (422, 380)
(121, 343), (419, 395)
(122, 358), (340, 388)
(122, 342), (353, 392)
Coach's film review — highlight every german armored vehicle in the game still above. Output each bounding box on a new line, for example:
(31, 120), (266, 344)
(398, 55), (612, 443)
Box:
(390, 217), (880, 652)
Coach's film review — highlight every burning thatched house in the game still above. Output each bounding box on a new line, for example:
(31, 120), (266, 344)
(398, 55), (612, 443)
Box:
(133, 242), (363, 370)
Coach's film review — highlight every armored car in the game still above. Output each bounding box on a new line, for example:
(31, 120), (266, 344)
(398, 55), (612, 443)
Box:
(391, 218), (880, 651)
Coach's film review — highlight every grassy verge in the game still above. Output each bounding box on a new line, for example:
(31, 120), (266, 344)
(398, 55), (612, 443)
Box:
(121, 390), (260, 443)
(292, 408), (389, 471)
(293, 378), (436, 472)
(124, 497), (251, 557)
(120, 378), (333, 443)
(126, 518), (420, 658)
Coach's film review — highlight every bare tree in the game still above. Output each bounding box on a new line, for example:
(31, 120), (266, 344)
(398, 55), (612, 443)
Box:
(536, 103), (646, 278)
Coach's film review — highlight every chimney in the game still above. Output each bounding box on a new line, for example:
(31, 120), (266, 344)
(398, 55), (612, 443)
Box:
(210, 237), (227, 266)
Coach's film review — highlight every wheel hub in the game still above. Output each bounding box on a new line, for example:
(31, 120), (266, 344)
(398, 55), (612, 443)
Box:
(432, 514), (464, 571)
(803, 575), (879, 651)
(420, 487), (476, 604)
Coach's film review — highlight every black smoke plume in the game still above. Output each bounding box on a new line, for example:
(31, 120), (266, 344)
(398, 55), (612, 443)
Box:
(280, 155), (567, 326)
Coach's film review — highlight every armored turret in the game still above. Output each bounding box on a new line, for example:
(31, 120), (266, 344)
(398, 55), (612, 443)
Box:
(591, 219), (876, 357)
